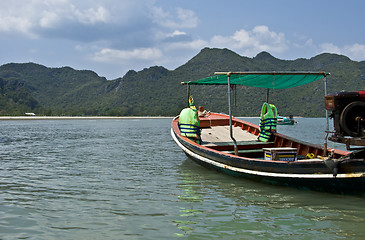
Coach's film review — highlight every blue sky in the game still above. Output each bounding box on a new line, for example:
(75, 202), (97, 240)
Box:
(0, 0), (364, 79)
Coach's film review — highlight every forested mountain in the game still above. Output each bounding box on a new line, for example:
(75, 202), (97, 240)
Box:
(1, 48), (364, 117)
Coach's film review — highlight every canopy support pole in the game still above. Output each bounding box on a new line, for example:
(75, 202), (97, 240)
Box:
(324, 75), (329, 156)
(227, 73), (238, 155)
(186, 83), (190, 107)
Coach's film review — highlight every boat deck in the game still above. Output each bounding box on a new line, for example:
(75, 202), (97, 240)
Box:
(200, 125), (275, 158)
(201, 125), (258, 146)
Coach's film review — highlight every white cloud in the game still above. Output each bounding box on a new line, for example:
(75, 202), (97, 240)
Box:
(176, 8), (198, 28)
(319, 43), (365, 61)
(0, 0), (198, 48)
(320, 43), (342, 54)
(0, 0), (149, 36)
(70, 5), (110, 25)
(0, 0), (110, 36)
(343, 44), (365, 61)
(210, 25), (288, 56)
(39, 11), (60, 28)
(92, 47), (163, 63)
(0, 15), (35, 37)
(155, 30), (188, 42)
(152, 7), (198, 29)
(164, 39), (207, 51)
(169, 30), (187, 37)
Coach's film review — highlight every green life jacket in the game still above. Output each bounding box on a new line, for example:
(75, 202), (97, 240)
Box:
(178, 107), (200, 139)
(258, 103), (277, 142)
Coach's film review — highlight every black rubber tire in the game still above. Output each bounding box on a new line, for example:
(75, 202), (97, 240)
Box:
(340, 101), (365, 137)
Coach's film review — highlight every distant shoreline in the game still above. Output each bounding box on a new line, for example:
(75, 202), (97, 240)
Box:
(0, 116), (173, 120)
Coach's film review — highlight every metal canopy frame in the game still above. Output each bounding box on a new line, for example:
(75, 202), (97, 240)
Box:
(184, 71), (330, 156)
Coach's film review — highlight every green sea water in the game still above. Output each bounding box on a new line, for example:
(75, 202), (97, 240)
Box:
(0, 118), (364, 239)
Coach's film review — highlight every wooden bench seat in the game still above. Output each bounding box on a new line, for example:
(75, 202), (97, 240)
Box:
(203, 140), (275, 151)
(222, 148), (264, 154)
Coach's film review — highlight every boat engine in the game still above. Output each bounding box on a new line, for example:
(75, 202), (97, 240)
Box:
(325, 90), (365, 147)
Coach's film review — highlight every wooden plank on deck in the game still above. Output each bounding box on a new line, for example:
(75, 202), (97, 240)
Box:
(201, 125), (258, 146)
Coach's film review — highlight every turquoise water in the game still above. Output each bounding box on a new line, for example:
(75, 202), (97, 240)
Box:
(0, 118), (364, 239)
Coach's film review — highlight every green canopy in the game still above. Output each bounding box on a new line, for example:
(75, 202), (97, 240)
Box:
(182, 71), (329, 89)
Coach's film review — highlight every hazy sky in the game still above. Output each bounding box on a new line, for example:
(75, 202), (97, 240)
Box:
(1, 0), (364, 79)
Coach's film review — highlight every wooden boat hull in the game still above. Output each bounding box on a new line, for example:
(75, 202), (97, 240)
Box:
(171, 113), (365, 193)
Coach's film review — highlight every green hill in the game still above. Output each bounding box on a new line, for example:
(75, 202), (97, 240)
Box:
(1, 48), (364, 117)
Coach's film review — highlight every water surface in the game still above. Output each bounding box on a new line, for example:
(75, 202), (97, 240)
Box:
(0, 118), (364, 239)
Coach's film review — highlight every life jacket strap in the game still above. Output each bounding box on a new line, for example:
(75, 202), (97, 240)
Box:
(178, 123), (200, 135)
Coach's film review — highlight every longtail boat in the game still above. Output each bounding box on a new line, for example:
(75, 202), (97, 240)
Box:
(277, 115), (296, 125)
(171, 72), (365, 193)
